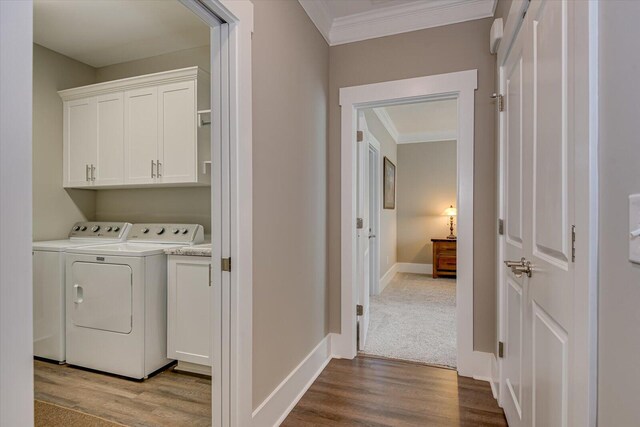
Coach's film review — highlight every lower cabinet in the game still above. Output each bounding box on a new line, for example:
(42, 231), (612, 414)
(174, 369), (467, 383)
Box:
(167, 255), (212, 368)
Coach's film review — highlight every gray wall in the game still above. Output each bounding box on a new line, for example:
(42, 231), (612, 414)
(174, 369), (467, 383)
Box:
(397, 141), (457, 265)
(251, 0), (329, 409)
(93, 46), (212, 233)
(598, 1), (640, 424)
(32, 44), (96, 241)
(363, 109), (397, 277)
(328, 19), (498, 353)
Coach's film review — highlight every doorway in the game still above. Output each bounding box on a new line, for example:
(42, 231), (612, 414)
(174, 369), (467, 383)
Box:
(356, 100), (459, 369)
(337, 70), (485, 379)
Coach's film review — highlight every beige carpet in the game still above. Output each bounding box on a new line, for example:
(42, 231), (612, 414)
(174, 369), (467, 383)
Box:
(362, 272), (457, 368)
(35, 400), (126, 427)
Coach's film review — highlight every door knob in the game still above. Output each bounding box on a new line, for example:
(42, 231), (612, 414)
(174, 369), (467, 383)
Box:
(369, 234), (376, 239)
(504, 257), (533, 278)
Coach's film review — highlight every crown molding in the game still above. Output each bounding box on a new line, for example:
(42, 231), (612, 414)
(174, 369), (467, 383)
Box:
(298, 0), (332, 45)
(299, 0), (497, 47)
(372, 107), (399, 141)
(372, 107), (456, 145)
(397, 130), (457, 144)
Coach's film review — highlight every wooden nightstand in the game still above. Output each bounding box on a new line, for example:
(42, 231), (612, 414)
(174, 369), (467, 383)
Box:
(431, 238), (457, 278)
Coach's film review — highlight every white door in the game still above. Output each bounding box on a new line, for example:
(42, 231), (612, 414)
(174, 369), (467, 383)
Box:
(70, 262), (133, 334)
(124, 87), (158, 185)
(158, 81), (197, 184)
(96, 92), (124, 186)
(356, 113), (370, 350)
(501, 15), (527, 427)
(64, 97), (96, 187)
(501, 1), (578, 426)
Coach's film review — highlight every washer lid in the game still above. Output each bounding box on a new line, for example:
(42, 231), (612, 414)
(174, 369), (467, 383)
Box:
(32, 239), (116, 252)
(66, 242), (189, 257)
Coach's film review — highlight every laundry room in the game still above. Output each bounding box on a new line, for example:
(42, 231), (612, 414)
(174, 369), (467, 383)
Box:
(31, 0), (215, 424)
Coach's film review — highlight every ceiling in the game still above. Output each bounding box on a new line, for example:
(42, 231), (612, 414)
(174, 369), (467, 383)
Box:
(299, 0), (497, 45)
(34, 0), (209, 68)
(372, 99), (458, 144)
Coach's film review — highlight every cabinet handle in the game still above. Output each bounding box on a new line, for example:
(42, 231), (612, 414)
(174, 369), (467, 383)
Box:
(157, 160), (162, 177)
(209, 264), (212, 287)
(91, 164), (96, 181)
(86, 164), (90, 182)
(151, 160), (156, 178)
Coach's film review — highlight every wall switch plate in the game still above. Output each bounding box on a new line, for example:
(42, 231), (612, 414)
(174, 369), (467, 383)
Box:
(630, 194), (640, 264)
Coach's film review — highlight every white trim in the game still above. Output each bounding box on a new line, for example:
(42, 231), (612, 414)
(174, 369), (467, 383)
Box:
(252, 334), (333, 427)
(397, 131), (457, 144)
(372, 107), (457, 145)
(372, 107), (399, 141)
(396, 262), (433, 275)
(379, 263), (398, 294)
(337, 70), (479, 379)
(58, 66), (209, 101)
(300, 0), (497, 47)
(0, 1), (34, 425)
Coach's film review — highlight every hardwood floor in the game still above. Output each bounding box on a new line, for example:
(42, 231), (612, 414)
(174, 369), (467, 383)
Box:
(34, 360), (211, 427)
(283, 356), (507, 427)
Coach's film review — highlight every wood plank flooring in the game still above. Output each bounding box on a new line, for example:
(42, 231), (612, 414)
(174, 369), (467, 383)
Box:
(283, 356), (508, 427)
(34, 360), (211, 427)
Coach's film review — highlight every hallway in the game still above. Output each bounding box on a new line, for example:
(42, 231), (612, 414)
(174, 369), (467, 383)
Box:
(283, 356), (506, 426)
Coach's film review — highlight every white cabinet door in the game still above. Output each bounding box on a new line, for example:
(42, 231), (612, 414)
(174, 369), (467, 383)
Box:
(158, 81), (197, 184)
(64, 98), (96, 187)
(96, 93), (124, 186)
(124, 87), (158, 185)
(167, 256), (211, 366)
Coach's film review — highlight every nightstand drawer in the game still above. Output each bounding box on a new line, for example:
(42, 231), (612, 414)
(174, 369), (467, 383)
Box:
(438, 256), (457, 271)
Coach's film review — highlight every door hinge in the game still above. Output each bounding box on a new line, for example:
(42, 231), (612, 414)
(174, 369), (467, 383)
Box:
(356, 218), (364, 229)
(498, 218), (504, 235)
(356, 304), (363, 316)
(356, 130), (363, 142)
(498, 341), (504, 358)
(221, 257), (231, 272)
(571, 225), (576, 262)
(491, 93), (505, 112)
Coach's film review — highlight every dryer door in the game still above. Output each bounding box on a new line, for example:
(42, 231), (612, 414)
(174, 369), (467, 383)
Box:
(71, 262), (133, 334)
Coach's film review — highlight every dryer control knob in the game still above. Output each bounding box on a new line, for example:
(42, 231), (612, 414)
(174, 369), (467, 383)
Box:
(113, 226), (120, 232)
(181, 228), (189, 234)
(105, 226), (112, 232)
(80, 226), (87, 231)
(91, 225), (100, 232)
(156, 227), (165, 235)
(142, 227), (149, 234)
(73, 225), (81, 231)
(172, 228), (180, 234)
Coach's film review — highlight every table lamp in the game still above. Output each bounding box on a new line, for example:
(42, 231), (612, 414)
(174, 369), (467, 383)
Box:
(443, 205), (457, 239)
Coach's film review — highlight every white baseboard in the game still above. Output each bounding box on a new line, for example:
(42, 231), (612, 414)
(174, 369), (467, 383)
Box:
(472, 351), (499, 401)
(379, 263), (399, 293)
(397, 262), (433, 275)
(252, 333), (333, 426)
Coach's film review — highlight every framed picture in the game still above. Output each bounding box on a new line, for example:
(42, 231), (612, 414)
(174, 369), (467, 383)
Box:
(383, 157), (396, 209)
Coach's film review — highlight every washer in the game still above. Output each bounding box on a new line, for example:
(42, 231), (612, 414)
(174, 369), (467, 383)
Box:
(64, 223), (205, 379)
(32, 222), (132, 362)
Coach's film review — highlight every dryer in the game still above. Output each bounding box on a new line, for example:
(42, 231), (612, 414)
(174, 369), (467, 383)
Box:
(64, 223), (204, 379)
(32, 222), (131, 362)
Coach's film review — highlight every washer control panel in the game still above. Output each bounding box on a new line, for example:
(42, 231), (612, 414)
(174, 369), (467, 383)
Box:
(68, 222), (131, 240)
(126, 224), (205, 244)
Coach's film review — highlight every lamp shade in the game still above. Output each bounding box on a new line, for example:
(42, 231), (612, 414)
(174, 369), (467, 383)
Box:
(442, 205), (457, 217)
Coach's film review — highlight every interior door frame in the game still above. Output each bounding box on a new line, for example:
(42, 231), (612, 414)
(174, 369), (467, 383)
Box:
(368, 135), (382, 296)
(496, 0), (599, 424)
(0, 0), (254, 425)
(337, 71), (487, 379)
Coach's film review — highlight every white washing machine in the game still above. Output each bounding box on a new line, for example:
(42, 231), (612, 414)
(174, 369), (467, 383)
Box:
(32, 222), (132, 362)
(64, 223), (204, 379)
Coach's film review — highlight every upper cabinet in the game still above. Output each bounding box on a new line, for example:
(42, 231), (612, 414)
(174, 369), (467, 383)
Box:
(60, 67), (210, 189)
